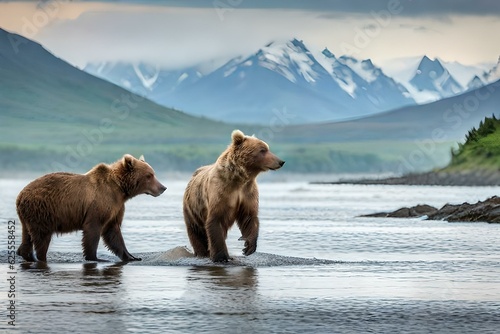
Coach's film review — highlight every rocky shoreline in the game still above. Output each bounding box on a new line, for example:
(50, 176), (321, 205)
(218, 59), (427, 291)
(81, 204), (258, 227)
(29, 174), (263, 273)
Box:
(361, 196), (500, 223)
(316, 169), (500, 187)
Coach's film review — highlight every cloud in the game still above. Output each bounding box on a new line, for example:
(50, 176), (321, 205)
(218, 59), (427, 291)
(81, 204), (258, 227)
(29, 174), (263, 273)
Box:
(399, 23), (440, 33)
(69, 0), (500, 17)
(1, 1), (498, 69)
(34, 6), (309, 68)
(5, 0), (500, 17)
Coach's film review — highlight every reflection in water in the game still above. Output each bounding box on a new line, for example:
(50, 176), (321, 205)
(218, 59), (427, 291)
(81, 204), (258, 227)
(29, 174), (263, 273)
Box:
(185, 266), (264, 333)
(20, 261), (125, 280)
(81, 262), (125, 287)
(20, 261), (50, 271)
(17, 262), (129, 333)
(188, 266), (258, 289)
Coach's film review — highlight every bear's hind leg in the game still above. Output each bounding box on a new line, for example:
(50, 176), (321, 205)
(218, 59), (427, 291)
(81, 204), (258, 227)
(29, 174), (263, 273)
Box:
(17, 222), (35, 262)
(206, 216), (230, 262)
(33, 232), (52, 262)
(82, 224), (103, 261)
(186, 223), (209, 258)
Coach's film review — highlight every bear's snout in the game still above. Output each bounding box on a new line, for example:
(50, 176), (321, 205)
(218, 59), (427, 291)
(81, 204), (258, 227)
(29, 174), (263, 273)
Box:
(157, 182), (167, 194)
(149, 180), (167, 197)
(268, 158), (285, 171)
(271, 159), (285, 170)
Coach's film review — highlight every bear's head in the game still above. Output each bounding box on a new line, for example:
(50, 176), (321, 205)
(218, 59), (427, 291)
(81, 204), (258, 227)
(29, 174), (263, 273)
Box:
(228, 130), (285, 175)
(118, 154), (166, 198)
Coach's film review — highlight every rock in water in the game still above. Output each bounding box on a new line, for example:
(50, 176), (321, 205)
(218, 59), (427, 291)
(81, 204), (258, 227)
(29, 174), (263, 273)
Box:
(428, 196), (500, 223)
(154, 246), (195, 261)
(361, 196), (500, 223)
(361, 204), (438, 218)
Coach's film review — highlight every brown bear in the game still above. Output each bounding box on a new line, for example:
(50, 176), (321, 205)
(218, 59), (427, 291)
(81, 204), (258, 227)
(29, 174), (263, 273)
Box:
(16, 154), (166, 263)
(183, 130), (285, 262)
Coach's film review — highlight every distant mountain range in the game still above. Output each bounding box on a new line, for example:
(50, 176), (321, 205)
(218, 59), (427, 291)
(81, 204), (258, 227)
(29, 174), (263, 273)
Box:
(85, 39), (415, 123)
(85, 38), (500, 124)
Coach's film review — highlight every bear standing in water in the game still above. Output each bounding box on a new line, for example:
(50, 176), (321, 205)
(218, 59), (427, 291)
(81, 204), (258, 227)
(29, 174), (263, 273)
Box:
(16, 154), (166, 262)
(183, 130), (285, 262)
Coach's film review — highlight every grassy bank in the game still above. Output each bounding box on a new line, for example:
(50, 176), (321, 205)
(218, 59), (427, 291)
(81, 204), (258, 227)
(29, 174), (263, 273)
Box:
(445, 115), (500, 172)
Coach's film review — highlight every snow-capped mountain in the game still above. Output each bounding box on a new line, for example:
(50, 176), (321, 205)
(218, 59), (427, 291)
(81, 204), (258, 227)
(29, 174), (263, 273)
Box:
(84, 62), (204, 100)
(389, 56), (465, 104)
(482, 56), (500, 83)
(409, 56), (463, 98)
(318, 50), (412, 110)
(166, 39), (361, 122)
(467, 75), (485, 91)
(459, 57), (500, 91)
(181, 39), (416, 122)
(440, 59), (491, 87)
(377, 55), (494, 103)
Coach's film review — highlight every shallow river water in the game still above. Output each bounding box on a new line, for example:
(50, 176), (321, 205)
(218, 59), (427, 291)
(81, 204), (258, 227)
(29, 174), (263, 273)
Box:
(1, 176), (499, 333)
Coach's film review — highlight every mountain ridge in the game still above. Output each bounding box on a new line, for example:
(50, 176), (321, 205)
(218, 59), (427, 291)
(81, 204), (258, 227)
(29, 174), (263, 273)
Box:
(85, 38), (418, 124)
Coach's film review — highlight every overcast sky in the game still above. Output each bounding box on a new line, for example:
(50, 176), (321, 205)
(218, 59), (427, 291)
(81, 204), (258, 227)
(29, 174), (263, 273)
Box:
(0, 0), (499, 69)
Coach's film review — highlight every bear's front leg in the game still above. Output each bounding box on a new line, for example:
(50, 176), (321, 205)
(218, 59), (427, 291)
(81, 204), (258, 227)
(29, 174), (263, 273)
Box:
(101, 213), (142, 262)
(102, 224), (142, 262)
(206, 215), (230, 262)
(237, 214), (259, 256)
(243, 237), (258, 256)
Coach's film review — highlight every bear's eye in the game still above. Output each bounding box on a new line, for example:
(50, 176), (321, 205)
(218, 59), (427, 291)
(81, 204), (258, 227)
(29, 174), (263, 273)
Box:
(146, 174), (153, 180)
(260, 148), (267, 154)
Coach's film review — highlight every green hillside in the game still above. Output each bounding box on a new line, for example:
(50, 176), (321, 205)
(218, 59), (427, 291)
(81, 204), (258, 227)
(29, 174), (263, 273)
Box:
(0, 28), (241, 172)
(0, 65), (240, 172)
(446, 115), (500, 171)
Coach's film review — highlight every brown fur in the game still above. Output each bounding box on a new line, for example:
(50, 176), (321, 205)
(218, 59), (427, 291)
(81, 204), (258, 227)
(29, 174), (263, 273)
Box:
(183, 130), (284, 262)
(16, 154), (166, 262)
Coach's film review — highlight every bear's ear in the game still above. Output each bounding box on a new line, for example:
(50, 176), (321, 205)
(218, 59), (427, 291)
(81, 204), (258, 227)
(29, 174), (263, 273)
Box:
(139, 155), (145, 162)
(231, 129), (245, 146)
(122, 154), (135, 170)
